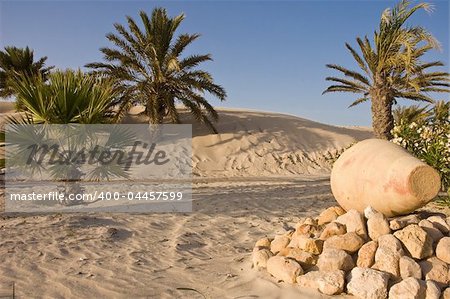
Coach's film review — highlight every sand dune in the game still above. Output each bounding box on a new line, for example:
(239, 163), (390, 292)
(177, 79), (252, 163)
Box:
(0, 102), (378, 298)
(123, 106), (372, 177)
(1, 103), (371, 179)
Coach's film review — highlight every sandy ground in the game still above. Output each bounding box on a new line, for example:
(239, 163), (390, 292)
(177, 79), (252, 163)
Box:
(0, 102), (447, 298)
(0, 177), (448, 298)
(0, 177), (347, 299)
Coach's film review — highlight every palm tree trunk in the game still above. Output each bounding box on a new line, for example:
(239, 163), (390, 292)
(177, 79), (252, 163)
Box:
(371, 92), (394, 140)
(145, 99), (165, 124)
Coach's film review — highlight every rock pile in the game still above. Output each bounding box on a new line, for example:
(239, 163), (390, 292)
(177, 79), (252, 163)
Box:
(252, 206), (450, 298)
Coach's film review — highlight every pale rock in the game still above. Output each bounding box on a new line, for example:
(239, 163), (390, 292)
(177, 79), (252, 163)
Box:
(425, 280), (441, 299)
(289, 235), (323, 255)
(323, 232), (365, 253)
(372, 234), (404, 279)
(302, 217), (317, 226)
(333, 206), (346, 216)
(293, 221), (304, 231)
(288, 233), (302, 248)
(442, 288), (450, 299)
(436, 237), (450, 264)
(317, 248), (354, 272)
(252, 248), (273, 270)
(283, 230), (294, 237)
(390, 214), (421, 230)
(319, 222), (346, 240)
(302, 239), (323, 255)
(254, 237), (271, 249)
(270, 235), (290, 254)
(399, 256), (422, 279)
(296, 270), (345, 295)
(367, 214), (391, 241)
(335, 209), (368, 239)
(318, 207), (341, 225)
(427, 216), (450, 234)
(364, 206), (381, 219)
(419, 256), (449, 288)
(266, 256), (303, 284)
(346, 267), (389, 299)
(283, 247), (318, 270)
(394, 224), (434, 259)
(276, 247), (290, 256)
(253, 246), (266, 253)
(388, 277), (426, 299)
(373, 248), (402, 279)
(295, 223), (318, 236)
(377, 233), (404, 252)
(419, 220), (445, 243)
(296, 271), (322, 289)
(357, 240), (378, 268)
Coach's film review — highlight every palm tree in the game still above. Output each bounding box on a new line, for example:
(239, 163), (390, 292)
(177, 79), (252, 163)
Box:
(393, 104), (429, 124)
(10, 70), (117, 124)
(393, 100), (449, 125)
(5, 70), (134, 204)
(0, 46), (53, 99)
(86, 8), (227, 133)
(323, 0), (450, 139)
(431, 100), (449, 123)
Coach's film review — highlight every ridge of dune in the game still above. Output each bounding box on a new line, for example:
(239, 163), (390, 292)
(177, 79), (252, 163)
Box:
(122, 106), (373, 177)
(0, 102), (373, 177)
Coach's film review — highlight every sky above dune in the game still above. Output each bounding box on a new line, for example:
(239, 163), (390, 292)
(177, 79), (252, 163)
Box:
(0, 0), (448, 126)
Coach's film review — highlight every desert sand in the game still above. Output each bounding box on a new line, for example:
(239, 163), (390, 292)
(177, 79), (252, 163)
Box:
(0, 102), (447, 298)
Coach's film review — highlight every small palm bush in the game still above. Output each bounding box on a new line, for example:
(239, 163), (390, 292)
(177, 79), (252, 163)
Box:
(11, 69), (117, 124)
(391, 101), (450, 197)
(5, 70), (127, 202)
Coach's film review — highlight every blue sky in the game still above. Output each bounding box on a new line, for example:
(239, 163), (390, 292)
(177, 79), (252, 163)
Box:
(0, 0), (448, 126)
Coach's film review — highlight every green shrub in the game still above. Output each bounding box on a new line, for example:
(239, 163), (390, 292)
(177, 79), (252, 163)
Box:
(11, 69), (117, 124)
(391, 101), (450, 198)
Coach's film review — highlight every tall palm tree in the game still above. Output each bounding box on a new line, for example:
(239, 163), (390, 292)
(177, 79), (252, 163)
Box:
(323, 0), (450, 139)
(0, 46), (53, 99)
(86, 8), (227, 133)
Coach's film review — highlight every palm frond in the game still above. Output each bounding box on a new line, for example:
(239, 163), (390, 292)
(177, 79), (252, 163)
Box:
(325, 64), (371, 85)
(349, 97), (370, 108)
(86, 7), (226, 132)
(324, 0), (449, 140)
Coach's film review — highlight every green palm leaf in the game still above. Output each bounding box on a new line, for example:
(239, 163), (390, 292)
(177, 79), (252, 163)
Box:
(323, 0), (449, 139)
(0, 46), (54, 99)
(86, 7), (226, 132)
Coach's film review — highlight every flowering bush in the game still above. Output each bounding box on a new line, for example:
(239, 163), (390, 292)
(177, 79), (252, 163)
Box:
(391, 101), (450, 196)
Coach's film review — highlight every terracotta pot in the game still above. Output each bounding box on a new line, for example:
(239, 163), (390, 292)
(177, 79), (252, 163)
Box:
(331, 139), (441, 217)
